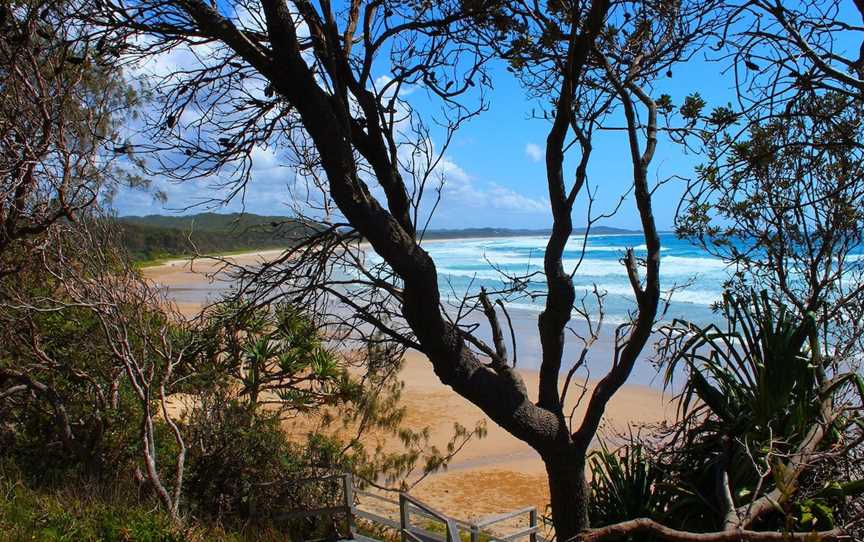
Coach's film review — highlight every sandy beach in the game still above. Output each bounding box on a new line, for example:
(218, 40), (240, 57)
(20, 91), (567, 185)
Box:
(369, 350), (672, 521)
(142, 248), (674, 523)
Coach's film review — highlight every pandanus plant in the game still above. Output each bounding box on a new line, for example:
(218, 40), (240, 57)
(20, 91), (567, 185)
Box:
(198, 300), (346, 413)
(586, 290), (864, 535)
(656, 290), (861, 531)
(588, 436), (673, 536)
(664, 290), (822, 450)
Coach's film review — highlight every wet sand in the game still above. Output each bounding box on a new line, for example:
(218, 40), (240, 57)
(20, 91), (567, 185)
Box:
(142, 249), (674, 523)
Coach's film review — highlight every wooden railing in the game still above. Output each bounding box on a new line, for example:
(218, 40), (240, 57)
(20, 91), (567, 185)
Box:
(271, 473), (356, 539)
(400, 492), (461, 542)
(278, 473), (545, 542)
(470, 506), (540, 542)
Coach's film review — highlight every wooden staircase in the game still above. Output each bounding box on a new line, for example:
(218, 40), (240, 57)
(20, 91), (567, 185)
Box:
(284, 473), (546, 542)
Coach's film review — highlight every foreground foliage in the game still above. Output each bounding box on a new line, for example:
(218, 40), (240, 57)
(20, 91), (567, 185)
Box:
(586, 291), (864, 540)
(0, 463), (298, 542)
(0, 217), (485, 537)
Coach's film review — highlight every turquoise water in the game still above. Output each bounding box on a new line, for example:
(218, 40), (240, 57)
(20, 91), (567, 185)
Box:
(168, 233), (729, 327)
(357, 232), (730, 380)
(417, 233), (726, 326)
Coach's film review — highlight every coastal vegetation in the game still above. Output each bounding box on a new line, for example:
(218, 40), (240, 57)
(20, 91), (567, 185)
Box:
(117, 213), (309, 263)
(1, 0), (863, 541)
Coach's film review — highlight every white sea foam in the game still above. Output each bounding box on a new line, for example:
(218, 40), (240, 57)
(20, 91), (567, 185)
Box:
(436, 266), (512, 281)
(367, 235), (729, 321)
(497, 301), (635, 325)
(595, 284), (722, 306)
(662, 255), (728, 272)
(561, 255), (727, 278)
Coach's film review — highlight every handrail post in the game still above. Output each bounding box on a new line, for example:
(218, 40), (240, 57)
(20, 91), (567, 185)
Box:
(445, 518), (459, 542)
(343, 473), (356, 538)
(470, 524), (480, 542)
(399, 493), (410, 542)
(529, 509), (538, 542)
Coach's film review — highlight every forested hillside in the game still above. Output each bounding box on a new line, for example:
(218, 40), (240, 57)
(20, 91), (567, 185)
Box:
(117, 213), (314, 262)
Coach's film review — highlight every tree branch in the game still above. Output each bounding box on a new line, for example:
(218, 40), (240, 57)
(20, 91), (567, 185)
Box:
(573, 518), (848, 542)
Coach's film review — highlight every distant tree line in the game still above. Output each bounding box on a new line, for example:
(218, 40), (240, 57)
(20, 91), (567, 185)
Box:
(117, 214), (641, 263)
(115, 213), (316, 262)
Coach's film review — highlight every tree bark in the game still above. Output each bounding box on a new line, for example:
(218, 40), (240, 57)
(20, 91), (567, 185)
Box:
(139, 0), (637, 536)
(545, 447), (590, 541)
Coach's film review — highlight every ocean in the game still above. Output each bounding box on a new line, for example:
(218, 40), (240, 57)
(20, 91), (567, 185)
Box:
(356, 233), (730, 384)
(418, 233), (726, 327)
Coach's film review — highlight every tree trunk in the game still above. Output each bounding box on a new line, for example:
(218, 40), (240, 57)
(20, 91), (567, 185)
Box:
(545, 448), (590, 541)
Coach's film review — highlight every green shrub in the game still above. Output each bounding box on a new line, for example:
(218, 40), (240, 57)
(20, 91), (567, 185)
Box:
(0, 465), (183, 542)
(182, 391), (352, 539)
(0, 462), (294, 542)
(183, 393), (300, 522)
(0, 303), (148, 483)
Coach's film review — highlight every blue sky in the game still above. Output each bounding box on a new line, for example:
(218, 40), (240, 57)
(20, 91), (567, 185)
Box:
(112, 40), (739, 231)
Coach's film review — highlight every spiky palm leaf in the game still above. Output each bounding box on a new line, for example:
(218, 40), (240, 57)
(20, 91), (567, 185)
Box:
(588, 435), (676, 540)
(654, 290), (831, 530)
(663, 290), (820, 445)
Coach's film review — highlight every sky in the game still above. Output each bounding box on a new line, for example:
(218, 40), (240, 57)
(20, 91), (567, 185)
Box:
(110, 19), (746, 231)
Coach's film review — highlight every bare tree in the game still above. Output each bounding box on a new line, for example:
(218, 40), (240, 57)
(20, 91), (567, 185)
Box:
(0, 220), (189, 520)
(0, 0), (141, 273)
(721, 0), (864, 106)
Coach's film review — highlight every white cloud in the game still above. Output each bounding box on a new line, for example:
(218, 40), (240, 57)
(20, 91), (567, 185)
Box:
(486, 183), (548, 212)
(250, 145), (280, 172)
(374, 74), (417, 98)
(524, 143), (543, 163)
(114, 40), (550, 224)
(437, 157), (547, 214)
